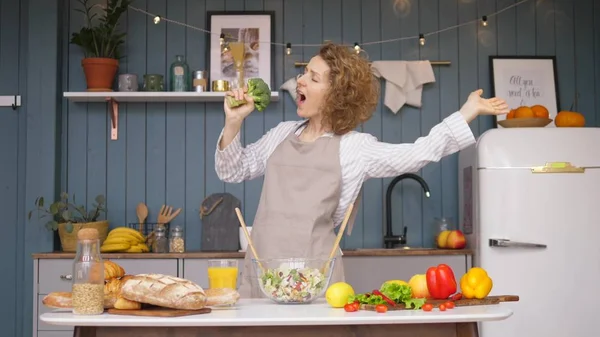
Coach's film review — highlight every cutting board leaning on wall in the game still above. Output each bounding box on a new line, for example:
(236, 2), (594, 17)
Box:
(200, 193), (241, 251)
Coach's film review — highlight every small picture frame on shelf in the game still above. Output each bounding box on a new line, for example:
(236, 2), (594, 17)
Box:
(489, 56), (560, 128)
(206, 11), (275, 90)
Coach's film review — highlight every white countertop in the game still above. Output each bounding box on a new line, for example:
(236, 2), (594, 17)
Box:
(40, 299), (513, 327)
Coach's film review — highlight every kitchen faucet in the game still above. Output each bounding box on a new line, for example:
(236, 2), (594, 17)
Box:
(384, 173), (431, 248)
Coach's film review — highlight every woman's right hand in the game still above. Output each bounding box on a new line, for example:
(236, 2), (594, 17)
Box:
(224, 87), (255, 124)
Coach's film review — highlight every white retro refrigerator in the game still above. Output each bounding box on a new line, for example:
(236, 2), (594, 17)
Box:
(458, 127), (600, 337)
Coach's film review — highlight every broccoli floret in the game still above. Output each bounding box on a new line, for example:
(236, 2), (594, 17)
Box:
(225, 78), (272, 112)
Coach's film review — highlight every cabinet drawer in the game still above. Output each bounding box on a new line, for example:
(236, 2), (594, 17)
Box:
(183, 259), (244, 289)
(38, 258), (179, 294)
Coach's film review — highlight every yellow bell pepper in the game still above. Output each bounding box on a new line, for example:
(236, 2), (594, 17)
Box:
(460, 267), (493, 299)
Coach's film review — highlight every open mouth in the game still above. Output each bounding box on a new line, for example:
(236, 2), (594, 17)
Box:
(297, 91), (306, 105)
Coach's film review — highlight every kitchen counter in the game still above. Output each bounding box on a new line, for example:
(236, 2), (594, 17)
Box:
(32, 248), (472, 259)
(40, 299), (512, 337)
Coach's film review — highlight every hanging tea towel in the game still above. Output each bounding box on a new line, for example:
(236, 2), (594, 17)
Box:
(280, 76), (298, 104)
(370, 60), (436, 114)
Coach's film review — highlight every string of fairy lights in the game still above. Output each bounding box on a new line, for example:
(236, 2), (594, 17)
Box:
(127, 0), (530, 56)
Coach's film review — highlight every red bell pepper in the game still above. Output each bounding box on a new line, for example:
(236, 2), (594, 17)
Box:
(426, 264), (457, 300)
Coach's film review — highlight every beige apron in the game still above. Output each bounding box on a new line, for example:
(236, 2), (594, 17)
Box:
(238, 122), (354, 298)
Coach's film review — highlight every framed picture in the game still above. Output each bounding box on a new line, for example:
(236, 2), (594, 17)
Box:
(207, 11), (275, 90)
(489, 56), (560, 128)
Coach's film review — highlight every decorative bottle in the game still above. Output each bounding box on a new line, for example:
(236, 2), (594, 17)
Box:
(169, 55), (191, 92)
(72, 228), (104, 315)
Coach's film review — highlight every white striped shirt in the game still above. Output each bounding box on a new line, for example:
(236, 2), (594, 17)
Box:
(215, 111), (476, 228)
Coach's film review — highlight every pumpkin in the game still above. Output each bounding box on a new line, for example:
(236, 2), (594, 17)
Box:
(555, 111), (585, 127)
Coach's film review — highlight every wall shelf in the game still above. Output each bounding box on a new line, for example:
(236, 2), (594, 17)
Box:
(63, 91), (279, 141)
(63, 91), (279, 103)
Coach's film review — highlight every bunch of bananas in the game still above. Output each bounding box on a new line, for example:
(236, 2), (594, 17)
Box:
(100, 227), (149, 253)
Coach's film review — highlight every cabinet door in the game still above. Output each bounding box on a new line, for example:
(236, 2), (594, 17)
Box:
(37, 332), (73, 337)
(183, 259), (244, 289)
(105, 259), (179, 277)
(343, 255), (468, 294)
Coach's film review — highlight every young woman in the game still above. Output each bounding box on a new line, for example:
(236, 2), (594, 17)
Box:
(216, 42), (509, 298)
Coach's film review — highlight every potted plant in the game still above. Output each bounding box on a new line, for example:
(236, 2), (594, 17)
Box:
(70, 0), (132, 91)
(28, 192), (110, 252)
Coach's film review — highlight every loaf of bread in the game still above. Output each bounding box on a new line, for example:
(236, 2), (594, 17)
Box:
(104, 274), (134, 296)
(204, 288), (240, 307)
(103, 274), (142, 309)
(104, 260), (125, 280)
(120, 274), (207, 310)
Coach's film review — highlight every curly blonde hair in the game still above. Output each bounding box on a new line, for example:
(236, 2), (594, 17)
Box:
(318, 42), (380, 135)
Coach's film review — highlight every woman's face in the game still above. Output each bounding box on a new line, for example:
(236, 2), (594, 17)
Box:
(296, 55), (330, 119)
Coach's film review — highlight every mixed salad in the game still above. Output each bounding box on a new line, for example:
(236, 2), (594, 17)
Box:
(259, 264), (326, 303)
(347, 282), (427, 310)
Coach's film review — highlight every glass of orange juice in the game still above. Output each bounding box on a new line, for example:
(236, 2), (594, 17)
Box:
(207, 259), (238, 289)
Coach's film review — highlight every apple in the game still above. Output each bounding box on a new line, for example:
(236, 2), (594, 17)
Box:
(408, 274), (430, 299)
(446, 230), (466, 249)
(436, 230), (451, 248)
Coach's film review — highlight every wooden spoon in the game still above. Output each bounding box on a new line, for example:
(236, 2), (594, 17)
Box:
(322, 203), (354, 275)
(234, 207), (265, 273)
(136, 203), (148, 233)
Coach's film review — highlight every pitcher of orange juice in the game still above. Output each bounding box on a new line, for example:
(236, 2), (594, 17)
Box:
(207, 259), (238, 289)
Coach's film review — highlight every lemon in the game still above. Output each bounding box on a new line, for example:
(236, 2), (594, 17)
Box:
(325, 282), (355, 308)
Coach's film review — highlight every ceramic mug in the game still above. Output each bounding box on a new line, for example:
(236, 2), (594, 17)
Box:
(239, 226), (253, 252)
(143, 74), (164, 91)
(118, 74), (138, 92)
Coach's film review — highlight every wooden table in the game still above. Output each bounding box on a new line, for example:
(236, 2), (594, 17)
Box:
(39, 299), (513, 337)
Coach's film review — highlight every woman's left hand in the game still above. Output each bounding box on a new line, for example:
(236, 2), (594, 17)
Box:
(459, 89), (510, 123)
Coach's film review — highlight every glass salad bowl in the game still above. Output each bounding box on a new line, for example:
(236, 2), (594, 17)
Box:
(252, 257), (336, 304)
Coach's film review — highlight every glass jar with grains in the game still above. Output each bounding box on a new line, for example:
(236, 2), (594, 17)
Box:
(152, 225), (168, 253)
(72, 228), (105, 315)
(169, 226), (185, 253)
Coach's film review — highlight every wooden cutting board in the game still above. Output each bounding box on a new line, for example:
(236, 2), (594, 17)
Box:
(361, 295), (519, 311)
(107, 306), (212, 317)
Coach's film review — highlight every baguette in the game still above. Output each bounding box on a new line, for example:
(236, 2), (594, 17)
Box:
(42, 291), (120, 309)
(120, 274), (207, 310)
(42, 292), (72, 309)
(204, 288), (240, 307)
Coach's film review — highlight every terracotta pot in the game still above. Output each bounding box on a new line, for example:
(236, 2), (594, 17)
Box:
(81, 58), (119, 92)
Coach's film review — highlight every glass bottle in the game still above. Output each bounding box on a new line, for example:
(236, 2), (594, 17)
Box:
(169, 55), (190, 92)
(169, 226), (185, 253)
(72, 228), (104, 315)
(433, 217), (453, 248)
(152, 225), (168, 253)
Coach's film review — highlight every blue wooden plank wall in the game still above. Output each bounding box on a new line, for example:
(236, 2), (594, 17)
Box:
(1, 0), (599, 335)
(60, 0), (600, 251)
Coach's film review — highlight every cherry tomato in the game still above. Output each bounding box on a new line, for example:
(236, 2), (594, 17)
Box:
(445, 301), (455, 309)
(422, 303), (433, 312)
(439, 304), (447, 311)
(344, 303), (358, 312)
(375, 304), (388, 313)
(450, 293), (462, 301)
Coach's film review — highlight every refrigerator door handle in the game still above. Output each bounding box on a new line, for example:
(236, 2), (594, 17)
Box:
(489, 238), (547, 249)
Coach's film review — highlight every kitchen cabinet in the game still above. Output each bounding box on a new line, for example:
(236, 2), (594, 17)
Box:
(33, 258), (179, 337)
(32, 251), (471, 337)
